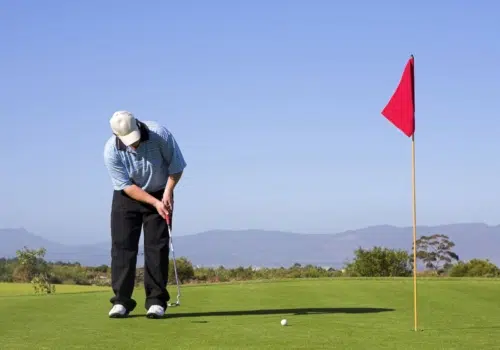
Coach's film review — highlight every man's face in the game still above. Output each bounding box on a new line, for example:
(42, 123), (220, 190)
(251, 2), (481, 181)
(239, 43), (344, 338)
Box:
(113, 132), (140, 149)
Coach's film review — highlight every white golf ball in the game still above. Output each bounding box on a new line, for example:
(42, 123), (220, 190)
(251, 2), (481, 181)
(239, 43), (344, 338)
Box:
(281, 319), (287, 326)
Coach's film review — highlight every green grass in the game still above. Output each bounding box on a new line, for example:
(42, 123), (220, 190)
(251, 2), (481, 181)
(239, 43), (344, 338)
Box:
(0, 282), (109, 297)
(1, 278), (499, 349)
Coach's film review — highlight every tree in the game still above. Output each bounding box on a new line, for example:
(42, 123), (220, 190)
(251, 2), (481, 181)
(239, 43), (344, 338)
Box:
(13, 247), (49, 282)
(414, 234), (459, 272)
(12, 247), (56, 294)
(344, 246), (412, 277)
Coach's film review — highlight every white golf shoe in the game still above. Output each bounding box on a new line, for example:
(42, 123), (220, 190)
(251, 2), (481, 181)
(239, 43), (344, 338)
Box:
(109, 304), (128, 318)
(146, 305), (165, 319)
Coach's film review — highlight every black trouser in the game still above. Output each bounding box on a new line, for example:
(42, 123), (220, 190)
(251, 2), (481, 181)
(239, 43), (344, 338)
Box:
(109, 188), (170, 312)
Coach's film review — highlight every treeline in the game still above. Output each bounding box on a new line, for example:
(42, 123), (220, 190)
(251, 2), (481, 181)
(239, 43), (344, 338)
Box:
(1, 234), (500, 292)
(0, 252), (343, 286)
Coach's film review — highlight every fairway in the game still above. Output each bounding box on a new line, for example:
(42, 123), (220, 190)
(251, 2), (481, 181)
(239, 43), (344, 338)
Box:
(1, 278), (499, 349)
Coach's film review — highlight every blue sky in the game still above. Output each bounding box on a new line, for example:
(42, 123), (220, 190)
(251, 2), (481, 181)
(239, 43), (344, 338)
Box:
(1, 0), (499, 244)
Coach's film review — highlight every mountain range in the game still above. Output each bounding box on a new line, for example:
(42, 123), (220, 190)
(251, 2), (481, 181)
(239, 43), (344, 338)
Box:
(1, 223), (499, 268)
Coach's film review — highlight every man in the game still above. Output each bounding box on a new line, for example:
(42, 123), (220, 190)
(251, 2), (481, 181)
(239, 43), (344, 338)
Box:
(103, 110), (187, 319)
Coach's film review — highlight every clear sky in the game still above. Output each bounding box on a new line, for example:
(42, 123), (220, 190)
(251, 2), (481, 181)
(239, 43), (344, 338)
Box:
(1, 0), (499, 244)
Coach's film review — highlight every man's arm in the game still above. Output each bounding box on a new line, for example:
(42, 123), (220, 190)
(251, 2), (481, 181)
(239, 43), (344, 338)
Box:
(123, 184), (161, 206)
(166, 171), (183, 193)
(104, 145), (161, 207)
(158, 127), (187, 192)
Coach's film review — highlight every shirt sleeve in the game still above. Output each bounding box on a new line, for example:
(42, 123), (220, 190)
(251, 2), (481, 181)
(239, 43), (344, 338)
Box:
(157, 127), (187, 174)
(103, 143), (133, 191)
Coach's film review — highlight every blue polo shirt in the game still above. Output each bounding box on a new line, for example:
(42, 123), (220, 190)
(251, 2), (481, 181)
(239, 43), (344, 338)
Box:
(104, 120), (187, 192)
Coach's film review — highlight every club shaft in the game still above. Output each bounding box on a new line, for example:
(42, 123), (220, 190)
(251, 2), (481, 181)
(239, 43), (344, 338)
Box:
(167, 221), (181, 304)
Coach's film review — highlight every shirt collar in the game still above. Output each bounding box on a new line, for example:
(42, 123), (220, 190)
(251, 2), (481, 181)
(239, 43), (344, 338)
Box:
(115, 120), (150, 151)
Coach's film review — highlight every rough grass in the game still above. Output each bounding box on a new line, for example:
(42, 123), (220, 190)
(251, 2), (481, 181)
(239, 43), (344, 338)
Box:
(1, 278), (499, 349)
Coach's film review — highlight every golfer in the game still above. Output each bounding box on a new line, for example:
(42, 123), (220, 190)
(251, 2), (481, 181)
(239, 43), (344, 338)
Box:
(103, 110), (187, 318)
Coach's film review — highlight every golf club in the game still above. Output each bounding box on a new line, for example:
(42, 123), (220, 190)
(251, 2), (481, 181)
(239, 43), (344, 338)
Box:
(166, 215), (181, 307)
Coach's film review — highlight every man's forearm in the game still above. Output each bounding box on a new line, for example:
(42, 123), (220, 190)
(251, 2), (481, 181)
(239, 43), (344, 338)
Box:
(165, 171), (183, 192)
(123, 184), (160, 206)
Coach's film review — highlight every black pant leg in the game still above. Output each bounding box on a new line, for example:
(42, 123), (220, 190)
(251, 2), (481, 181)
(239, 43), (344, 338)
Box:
(110, 190), (143, 312)
(142, 190), (171, 310)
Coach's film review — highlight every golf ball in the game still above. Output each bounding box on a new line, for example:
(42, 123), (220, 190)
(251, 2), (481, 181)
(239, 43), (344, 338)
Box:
(281, 319), (287, 326)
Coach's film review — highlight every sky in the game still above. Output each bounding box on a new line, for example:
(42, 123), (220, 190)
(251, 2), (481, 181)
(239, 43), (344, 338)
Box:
(1, 0), (499, 244)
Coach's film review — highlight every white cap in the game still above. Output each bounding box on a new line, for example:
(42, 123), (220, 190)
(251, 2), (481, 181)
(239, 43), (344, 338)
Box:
(109, 111), (141, 146)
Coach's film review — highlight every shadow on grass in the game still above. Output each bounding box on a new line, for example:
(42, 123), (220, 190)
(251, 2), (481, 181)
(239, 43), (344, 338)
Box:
(128, 307), (394, 319)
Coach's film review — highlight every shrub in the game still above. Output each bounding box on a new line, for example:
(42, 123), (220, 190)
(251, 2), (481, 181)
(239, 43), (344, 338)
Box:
(91, 276), (111, 287)
(344, 246), (412, 277)
(50, 265), (94, 285)
(448, 259), (500, 277)
(169, 257), (195, 283)
(0, 258), (15, 282)
(31, 274), (56, 294)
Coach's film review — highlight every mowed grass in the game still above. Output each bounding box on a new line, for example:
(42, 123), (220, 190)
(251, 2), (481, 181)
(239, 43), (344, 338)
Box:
(1, 278), (499, 349)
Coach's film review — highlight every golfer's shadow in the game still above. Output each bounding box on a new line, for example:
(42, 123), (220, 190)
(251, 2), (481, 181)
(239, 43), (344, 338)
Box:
(150, 307), (394, 319)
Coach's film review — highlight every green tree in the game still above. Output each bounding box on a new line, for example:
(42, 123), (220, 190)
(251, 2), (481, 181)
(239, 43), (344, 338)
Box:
(0, 258), (14, 282)
(13, 247), (55, 294)
(344, 246), (412, 277)
(414, 234), (459, 272)
(0, 258), (6, 277)
(13, 247), (49, 282)
(449, 259), (500, 277)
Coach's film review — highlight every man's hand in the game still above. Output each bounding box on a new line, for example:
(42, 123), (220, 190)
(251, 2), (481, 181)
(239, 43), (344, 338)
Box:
(162, 171), (182, 216)
(162, 189), (174, 215)
(123, 185), (170, 220)
(154, 200), (170, 220)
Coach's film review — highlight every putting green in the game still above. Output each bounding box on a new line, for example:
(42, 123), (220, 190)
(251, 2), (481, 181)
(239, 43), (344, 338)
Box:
(1, 278), (499, 349)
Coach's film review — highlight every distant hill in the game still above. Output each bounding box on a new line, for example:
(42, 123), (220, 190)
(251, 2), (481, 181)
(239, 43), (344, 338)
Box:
(0, 228), (109, 267)
(1, 223), (499, 268)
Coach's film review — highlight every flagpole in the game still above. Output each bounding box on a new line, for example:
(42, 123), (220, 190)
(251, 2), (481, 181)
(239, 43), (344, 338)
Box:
(380, 53), (418, 331)
(410, 53), (418, 332)
(411, 133), (418, 332)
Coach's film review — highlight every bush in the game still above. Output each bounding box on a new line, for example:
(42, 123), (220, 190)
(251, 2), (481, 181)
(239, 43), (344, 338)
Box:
(448, 259), (500, 277)
(0, 259), (15, 282)
(91, 276), (111, 287)
(6, 244), (500, 285)
(189, 264), (340, 282)
(31, 274), (56, 294)
(344, 246), (412, 277)
(92, 265), (109, 273)
(169, 257), (195, 283)
(416, 270), (440, 277)
(47, 274), (63, 284)
(14, 247), (51, 282)
(50, 265), (95, 285)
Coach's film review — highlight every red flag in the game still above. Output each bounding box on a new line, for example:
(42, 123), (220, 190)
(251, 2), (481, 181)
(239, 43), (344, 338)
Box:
(381, 56), (415, 137)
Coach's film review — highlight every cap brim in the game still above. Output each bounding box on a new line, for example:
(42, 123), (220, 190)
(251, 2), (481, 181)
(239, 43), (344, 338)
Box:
(118, 128), (141, 146)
